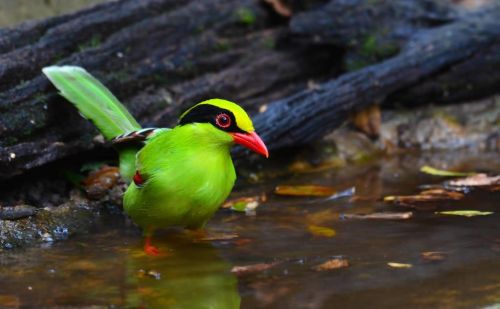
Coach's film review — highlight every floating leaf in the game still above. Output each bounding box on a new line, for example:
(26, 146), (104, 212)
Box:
(384, 188), (464, 206)
(231, 262), (279, 276)
(288, 158), (345, 173)
(222, 196), (260, 213)
(0, 295), (19, 307)
(275, 185), (336, 197)
(387, 262), (412, 268)
(421, 251), (447, 262)
(193, 232), (239, 242)
(308, 225), (336, 237)
(341, 212), (413, 220)
(313, 258), (349, 271)
(420, 165), (476, 177)
(435, 210), (493, 217)
(447, 174), (500, 187)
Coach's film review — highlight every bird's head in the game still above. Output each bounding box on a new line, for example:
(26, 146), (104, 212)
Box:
(179, 99), (269, 158)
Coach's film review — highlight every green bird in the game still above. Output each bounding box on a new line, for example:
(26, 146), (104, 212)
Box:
(42, 66), (268, 255)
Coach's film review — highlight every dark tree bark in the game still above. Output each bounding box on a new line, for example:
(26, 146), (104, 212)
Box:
(254, 5), (500, 151)
(0, 0), (339, 179)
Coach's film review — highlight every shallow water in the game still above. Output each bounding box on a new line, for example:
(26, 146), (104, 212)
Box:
(0, 152), (499, 308)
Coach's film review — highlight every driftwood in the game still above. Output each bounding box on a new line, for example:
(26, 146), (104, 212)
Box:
(0, 0), (499, 179)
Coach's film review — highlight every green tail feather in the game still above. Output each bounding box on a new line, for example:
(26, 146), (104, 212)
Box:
(42, 65), (141, 180)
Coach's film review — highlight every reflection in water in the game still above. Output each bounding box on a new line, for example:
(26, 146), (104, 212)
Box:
(123, 236), (240, 309)
(0, 230), (240, 308)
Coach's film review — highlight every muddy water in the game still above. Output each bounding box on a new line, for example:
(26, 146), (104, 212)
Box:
(0, 152), (499, 308)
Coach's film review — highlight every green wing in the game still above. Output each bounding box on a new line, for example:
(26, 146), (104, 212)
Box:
(42, 65), (141, 140)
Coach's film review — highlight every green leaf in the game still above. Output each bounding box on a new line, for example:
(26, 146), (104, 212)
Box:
(308, 225), (336, 237)
(420, 165), (476, 177)
(275, 185), (336, 197)
(435, 210), (494, 217)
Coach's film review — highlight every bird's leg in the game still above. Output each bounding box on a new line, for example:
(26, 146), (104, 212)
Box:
(143, 236), (160, 256)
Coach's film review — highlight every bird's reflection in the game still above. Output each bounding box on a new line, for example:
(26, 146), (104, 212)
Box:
(122, 233), (241, 309)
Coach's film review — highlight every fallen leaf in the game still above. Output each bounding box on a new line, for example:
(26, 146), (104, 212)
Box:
(308, 225), (336, 237)
(435, 210), (494, 217)
(420, 165), (476, 177)
(233, 238), (254, 246)
(288, 158), (345, 174)
(341, 212), (413, 220)
(263, 0), (292, 17)
(352, 104), (381, 137)
(421, 251), (447, 262)
(82, 166), (120, 199)
(349, 195), (380, 202)
(387, 262), (413, 268)
(384, 188), (464, 206)
(275, 185), (336, 197)
(194, 232), (239, 242)
(0, 295), (19, 308)
(313, 258), (349, 271)
(231, 262), (279, 276)
(222, 196), (260, 213)
(447, 174), (500, 187)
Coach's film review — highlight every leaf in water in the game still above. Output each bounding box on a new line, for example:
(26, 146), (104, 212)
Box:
(387, 262), (413, 268)
(421, 251), (447, 263)
(420, 165), (476, 177)
(0, 295), (19, 308)
(231, 262), (279, 276)
(384, 188), (464, 207)
(435, 210), (494, 217)
(288, 158), (345, 173)
(313, 258), (349, 271)
(222, 196), (260, 212)
(341, 212), (413, 220)
(308, 225), (336, 237)
(448, 174), (500, 187)
(275, 185), (336, 197)
(193, 232), (239, 242)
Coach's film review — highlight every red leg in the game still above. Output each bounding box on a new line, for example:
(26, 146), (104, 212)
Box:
(143, 236), (160, 256)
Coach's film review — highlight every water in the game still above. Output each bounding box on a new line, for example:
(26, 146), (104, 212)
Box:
(0, 152), (499, 308)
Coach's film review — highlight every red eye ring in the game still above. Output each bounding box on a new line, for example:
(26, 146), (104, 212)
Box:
(215, 113), (231, 128)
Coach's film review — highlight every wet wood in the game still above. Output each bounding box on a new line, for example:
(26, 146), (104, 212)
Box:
(254, 4), (500, 150)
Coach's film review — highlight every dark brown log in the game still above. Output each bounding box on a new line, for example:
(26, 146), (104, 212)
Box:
(290, 0), (456, 69)
(0, 0), (338, 179)
(254, 5), (500, 151)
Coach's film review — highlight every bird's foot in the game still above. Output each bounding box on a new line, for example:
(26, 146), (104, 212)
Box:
(144, 243), (160, 256)
(143, 236), (165, 257)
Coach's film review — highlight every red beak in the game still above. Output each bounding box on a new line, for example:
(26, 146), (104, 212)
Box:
(231, 131), (269, 158)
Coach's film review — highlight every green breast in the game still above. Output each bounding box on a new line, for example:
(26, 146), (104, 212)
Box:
(123, 123), (236, 230)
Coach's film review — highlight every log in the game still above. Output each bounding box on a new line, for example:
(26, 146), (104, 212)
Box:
(0, 0), (338, 179)
(254, 4), (500, 151)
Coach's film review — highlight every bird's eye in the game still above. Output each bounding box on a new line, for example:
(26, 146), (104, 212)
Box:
(215, 113), (231, 128)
